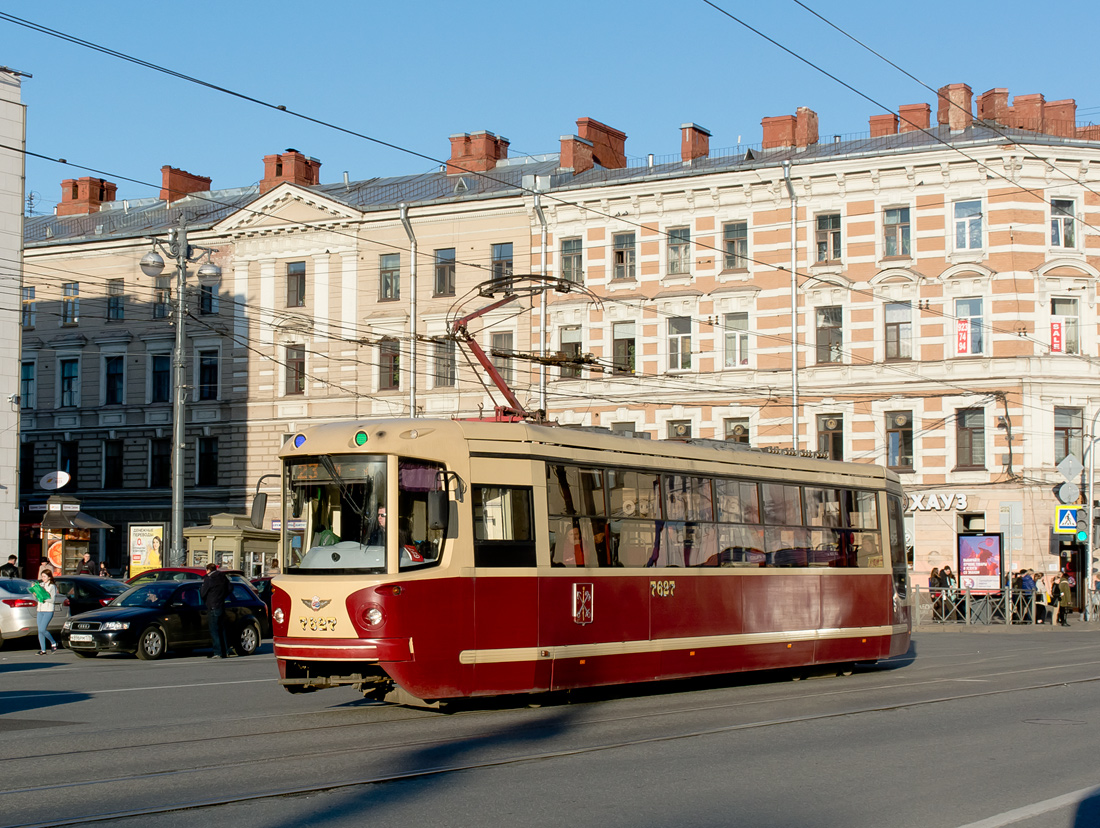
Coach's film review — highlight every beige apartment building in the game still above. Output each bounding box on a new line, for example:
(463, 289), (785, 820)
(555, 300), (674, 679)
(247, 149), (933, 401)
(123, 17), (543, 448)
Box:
(19, 84), (1100, 593)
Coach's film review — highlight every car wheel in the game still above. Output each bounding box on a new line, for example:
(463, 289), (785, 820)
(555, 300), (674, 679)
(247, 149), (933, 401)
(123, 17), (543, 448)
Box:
(238, 623), (260, 656)
(136, 627), (166, 661)
(73, 651), (97, 659)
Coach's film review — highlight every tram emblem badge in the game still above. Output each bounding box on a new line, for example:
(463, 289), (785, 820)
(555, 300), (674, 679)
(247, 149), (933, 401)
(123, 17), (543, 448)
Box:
(302, 596), (332, 612)
(573, 583), (594, 625)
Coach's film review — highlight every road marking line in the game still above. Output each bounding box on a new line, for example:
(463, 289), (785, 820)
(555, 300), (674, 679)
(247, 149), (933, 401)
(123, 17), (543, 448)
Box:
(954, 785), (1100, 828)
(2, 678), (277, 700)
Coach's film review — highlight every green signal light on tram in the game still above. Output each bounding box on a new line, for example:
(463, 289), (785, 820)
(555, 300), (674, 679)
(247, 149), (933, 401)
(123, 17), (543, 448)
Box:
(354, 431), (369, 446)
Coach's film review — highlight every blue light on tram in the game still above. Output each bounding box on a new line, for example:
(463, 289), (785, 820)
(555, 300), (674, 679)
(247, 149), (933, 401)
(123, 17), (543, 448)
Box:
(293, 434), (307, 448)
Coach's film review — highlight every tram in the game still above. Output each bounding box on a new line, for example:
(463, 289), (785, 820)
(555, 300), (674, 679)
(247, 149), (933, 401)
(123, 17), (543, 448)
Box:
(271, 418), (911, 705)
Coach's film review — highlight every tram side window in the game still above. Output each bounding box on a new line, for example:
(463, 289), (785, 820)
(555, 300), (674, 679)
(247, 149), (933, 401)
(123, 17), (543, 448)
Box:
(607, 469), (659, 518)
(845, 489), (878, 530)
(663, 475), (714, 521)
(761, 483), (803, 526)
(547, 465), (607, 516)
(472, 485), (536, 567)
(715, 479), (760, 524)
(397, 459), (446, 571)
(887, 494), (908, 596)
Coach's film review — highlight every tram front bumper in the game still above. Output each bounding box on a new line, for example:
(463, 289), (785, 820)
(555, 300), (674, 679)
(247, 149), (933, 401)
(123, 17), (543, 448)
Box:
(273, 636), (412, 662)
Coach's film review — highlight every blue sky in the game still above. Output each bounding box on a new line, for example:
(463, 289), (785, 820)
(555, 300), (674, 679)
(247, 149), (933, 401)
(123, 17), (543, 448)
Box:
(4, 1), (1100, 214)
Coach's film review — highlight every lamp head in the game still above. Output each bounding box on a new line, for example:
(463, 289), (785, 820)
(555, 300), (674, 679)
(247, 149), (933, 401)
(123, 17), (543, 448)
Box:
(139, 250), (165, 277)
(196, 261), (222, 285)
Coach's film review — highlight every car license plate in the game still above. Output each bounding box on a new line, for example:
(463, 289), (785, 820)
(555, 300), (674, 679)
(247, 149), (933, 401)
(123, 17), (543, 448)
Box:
(69, 634), (94, 643)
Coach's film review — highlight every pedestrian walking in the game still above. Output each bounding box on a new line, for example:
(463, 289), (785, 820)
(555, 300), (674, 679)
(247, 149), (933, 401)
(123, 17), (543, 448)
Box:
(76, 552), (95, 575)
(0, 554), (18, 578)
(97, 561), (111, 578)
(200, 563), (231, 659)
(35, 569), (58, 654)
(1034, 572), (1048, 624)
(1057, 575), (1073, 627)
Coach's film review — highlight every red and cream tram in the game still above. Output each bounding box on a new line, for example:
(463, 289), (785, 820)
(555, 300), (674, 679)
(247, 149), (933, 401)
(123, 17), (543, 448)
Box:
(271, 419), (910, 705)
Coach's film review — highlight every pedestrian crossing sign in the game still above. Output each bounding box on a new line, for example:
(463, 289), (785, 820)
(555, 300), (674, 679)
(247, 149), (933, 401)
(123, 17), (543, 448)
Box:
(1055, 505), (1079, 534)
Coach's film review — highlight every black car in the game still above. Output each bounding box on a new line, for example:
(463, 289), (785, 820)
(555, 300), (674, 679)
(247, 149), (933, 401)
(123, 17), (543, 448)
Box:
(60, 581), (270, 660)
(53, 575), (129, 616)
(250, 576), (273, 614)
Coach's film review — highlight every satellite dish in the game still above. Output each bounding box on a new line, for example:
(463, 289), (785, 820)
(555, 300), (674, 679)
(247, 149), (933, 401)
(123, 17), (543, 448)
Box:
(40, 470), (71, 490)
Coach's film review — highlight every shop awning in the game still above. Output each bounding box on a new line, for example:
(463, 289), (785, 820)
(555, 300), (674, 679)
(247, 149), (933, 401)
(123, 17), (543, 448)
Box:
(40, 511), (113, 531)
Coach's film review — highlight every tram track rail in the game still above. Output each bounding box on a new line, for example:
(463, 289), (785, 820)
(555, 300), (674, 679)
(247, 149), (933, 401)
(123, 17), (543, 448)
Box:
(5, 669), (1100, 828)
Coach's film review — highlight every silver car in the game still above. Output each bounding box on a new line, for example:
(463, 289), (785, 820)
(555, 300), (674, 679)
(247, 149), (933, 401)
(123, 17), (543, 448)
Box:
(0, 579), (70, 648)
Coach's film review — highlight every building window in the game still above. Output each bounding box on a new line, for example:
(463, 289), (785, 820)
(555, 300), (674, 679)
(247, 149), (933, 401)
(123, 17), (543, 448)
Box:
(560, 326), (582, 379)
(1055, 407), (1084, 464)
(433, 338), (456, 388)
(105, 279), (125, 321)
(197, 350), (218, 400)
(723, 312), (749, 367)
(1051, 199), (1076, 248)
(491, 243), (513, 283)
(668, 316), (691, 371)
(816, 213), (841, 262)
(104, 355), (124, 405)
(725, 417), (750, 444)
(668, 420), (692, 439)
(62, 282), (79, 325)
(613, 233), (636, 280)
(884, 302), (912, 361)
(818, 415), (844, 461)
(104, 440), (123, 489)
(197, 437), (218, 487)
(610, 422), (637, 437)
(955, 298), (983, 355)
(58, 441), (78, 489)
(151, 354), (171, 403)
(723, 222), (748, 270)
(286, 345), (305, 395)
(1051, 297), (1080, 355)
(816, 306), (843, 364)
(379, 340), (400, 390)
(613, 322), (636, 375)
(434, 248), (455, 296)
(60, 358), (79, 407)
(287, 261), (306, 307)
(491, 332), (514, 384)
(20, 362), (35, 409)
(21, 286), (35, 328)
(956, 408), (985, 469)
(199, 283), (218, 315)
(561, 238), (583, 284)
(150, 438), (171, 488)
(954, 200), (982, 250)
(153, 276), (170, 319)
(884, 207), (911, 258)
(667, 227), (690, 275)
(886, 411), (914, 471)
(380, 253), (400, 300)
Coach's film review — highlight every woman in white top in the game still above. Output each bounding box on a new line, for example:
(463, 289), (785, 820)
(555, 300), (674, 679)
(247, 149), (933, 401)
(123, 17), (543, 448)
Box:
(36, 569), (58, 654)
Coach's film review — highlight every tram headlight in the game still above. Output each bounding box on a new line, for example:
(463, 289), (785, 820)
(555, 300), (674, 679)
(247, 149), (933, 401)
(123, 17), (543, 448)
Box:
(363, 604), (385, 628)
(273, 608), (285, 624)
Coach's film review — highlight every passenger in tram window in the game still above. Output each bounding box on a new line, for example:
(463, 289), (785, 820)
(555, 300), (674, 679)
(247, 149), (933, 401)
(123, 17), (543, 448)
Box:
(553, 519), (594, 567)
(366, 506), (387, 547)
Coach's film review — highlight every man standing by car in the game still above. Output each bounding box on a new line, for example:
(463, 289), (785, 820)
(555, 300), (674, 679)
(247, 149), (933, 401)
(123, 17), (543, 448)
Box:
(0, 554), (18, 578)
(200, 563), (230, 659)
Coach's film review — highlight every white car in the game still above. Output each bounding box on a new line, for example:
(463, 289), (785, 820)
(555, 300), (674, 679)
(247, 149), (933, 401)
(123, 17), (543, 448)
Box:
(0, 579), (70, 648)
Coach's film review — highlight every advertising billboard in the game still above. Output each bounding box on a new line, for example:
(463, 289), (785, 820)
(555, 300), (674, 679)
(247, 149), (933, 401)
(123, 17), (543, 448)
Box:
(128, 524), (165, 576)
(958, 533), (1003, 591)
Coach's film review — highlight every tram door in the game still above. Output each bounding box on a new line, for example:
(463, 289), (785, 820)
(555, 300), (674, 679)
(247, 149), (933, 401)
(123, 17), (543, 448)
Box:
(470, 460), (549, 695)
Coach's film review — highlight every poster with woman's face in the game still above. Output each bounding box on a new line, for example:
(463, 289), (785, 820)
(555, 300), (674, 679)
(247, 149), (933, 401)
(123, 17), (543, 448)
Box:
(958, 533), (1003, 590)
(129, 524), (165, 575)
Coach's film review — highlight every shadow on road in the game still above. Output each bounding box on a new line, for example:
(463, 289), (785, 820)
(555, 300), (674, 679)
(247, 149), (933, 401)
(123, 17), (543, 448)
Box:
(0, 689), (93, 717)
(1074, 789), (1100, 826)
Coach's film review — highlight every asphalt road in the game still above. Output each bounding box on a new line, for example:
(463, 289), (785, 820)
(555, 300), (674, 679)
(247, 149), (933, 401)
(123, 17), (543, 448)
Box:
(1, 628), (1099, 828)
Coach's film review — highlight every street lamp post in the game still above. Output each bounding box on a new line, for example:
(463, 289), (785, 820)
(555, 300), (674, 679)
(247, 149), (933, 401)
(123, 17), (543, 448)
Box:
(139, 216), (221, 567)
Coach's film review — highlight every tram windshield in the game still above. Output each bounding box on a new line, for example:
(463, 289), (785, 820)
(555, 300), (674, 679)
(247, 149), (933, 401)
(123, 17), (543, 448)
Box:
(284, 455), (446, 574)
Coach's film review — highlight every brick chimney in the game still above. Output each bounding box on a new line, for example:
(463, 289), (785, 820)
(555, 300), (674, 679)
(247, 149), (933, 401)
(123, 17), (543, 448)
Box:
(899, 103), (931, 133)
(762, 107), (819, 148)
(560, 135), (594, 175)
(976, 88), (1009, 123)
(937, 83), (973, 131)
(446, 131), (509, 175)
(260, 149), (322, 194)
(576, 118), (627, 169)
(869, 113), (899, 137)
(681, 123), (711, 162)
(1045, 99), (1077, 138)
(160, 166), (212, 203)
(56, 177), (117, 216)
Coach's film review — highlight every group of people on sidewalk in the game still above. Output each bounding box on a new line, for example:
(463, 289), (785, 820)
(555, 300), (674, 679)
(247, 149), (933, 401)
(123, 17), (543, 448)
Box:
(927, 566), (1077, 626)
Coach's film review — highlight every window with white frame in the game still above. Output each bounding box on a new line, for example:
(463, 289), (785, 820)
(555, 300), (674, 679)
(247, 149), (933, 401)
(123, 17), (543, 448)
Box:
(434, 248), (456, 296)
(816, 213), (841, 262)
(723, 222), (748, 270)
(884, 302), (912, 361)
(613, 233), (636, 280)
(953, 200), (982, 250)
(667, 228), (690, 275)
(21, 286), (35, 328)
(1051, 297), (1080, 354)
(107, 279), (125, 321)
(1051, 199), (1076, 248)
(1054, 407), (1083, 464)
(816, 306), (843, 364)
(667, 420), (692, 439)
(560, 326), (582, 379)
(198, 283), (218, 315)
(883, 207), (911, 258)
(491, 331), (514, 384)
(668, 316), (691, 370)
(103, 355), (124, 406)
(153, 276), (170, 319)
(492, 243), (513, 282)
(379, 340), (400, 390)
(724, 417), (750, 444)
(955, 297), (983, 355)
(956, 408), (985, 469)
(380, 254), (400, 300)
(62, 282), (79, 325)
(723, 312), (749, 367)
(561, 238), (583, 284)
(433, 338), (456, 387)
(818, 415), (843, 460)
(285, 344), (305, 395)
(20, 361), (35, 409)
(287, 261), (306, 307)
(197, 349), (219, 400)
(613, 322), (635, 375)
(885, 410), (914, 471)
(151, 354), (171, 403)
(59, 358), (79, 407)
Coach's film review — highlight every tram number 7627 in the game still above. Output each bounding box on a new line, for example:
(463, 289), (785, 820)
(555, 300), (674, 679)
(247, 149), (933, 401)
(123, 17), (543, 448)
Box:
(650, 580), (676, 598)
